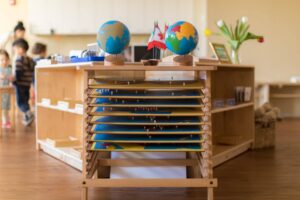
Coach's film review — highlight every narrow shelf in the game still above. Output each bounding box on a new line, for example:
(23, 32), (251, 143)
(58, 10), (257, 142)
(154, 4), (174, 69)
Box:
(211, 102), (254, 114)
(88, 80), (204, 90)
(89, 116), (205, 126)
(89, 103), (204, 108)
(88, 109), (204, 117)
(270, 94), (300, 98)
(89, 95), (204, 99)
(37, 103), (83, 115)
(37, 61), (217, 71)
(90, 142), (204, 152)
(212, 139), (253, 167)
(90, 134), (203, 143)
(37, 139), (82, 171)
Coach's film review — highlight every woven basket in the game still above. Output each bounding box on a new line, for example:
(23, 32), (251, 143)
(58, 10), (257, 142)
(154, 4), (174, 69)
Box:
(253, 122), (276, 149)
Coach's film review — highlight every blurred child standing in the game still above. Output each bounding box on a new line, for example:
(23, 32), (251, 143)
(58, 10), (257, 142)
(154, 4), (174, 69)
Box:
(12, 39), (35, 126)
(31, 42), (47, 84)
(30, 42), (47, 108)
(0, 50), (13, 128)
(32, 43), (47, 61)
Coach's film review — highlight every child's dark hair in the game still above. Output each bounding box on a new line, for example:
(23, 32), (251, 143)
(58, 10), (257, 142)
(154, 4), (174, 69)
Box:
(32, 42), (47, 55)
(0, 49), (10, 59)
(14, 21), (26, 32)
(13, 38), (29, 52)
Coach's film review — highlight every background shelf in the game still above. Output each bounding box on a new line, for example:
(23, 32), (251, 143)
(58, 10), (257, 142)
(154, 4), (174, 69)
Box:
(256, 82), (300, 117)
(37, 103), (83, 115)
(212, 139), (253, 167)
(212, 102), (254, 114)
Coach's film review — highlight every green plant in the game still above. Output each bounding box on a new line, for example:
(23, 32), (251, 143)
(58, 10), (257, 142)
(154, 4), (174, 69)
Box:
(216, 17), (264, 51)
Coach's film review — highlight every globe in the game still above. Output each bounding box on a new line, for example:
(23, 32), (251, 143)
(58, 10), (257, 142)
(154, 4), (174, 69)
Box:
(97, 20), (130, 55)
(165, 21), (198, 55)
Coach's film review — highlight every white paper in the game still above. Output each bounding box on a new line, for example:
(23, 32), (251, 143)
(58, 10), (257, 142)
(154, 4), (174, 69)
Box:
(244, 87), (252, 102)
(110, 152), (186, 179)
(41, 98), (51, 106)
(75, 103), (83, 114)
(57, 101), (69, 110)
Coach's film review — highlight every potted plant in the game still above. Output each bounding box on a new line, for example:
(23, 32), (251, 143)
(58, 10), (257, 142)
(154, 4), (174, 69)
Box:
(206, 17), (264, 64)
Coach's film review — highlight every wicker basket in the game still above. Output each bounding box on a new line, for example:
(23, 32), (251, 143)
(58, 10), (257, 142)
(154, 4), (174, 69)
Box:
(253, 122), (276, 149)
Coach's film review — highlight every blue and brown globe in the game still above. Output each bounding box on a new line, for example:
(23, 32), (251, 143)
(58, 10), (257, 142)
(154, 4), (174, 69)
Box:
(165, 21), (198, 55)
(97, 20), (130, 54)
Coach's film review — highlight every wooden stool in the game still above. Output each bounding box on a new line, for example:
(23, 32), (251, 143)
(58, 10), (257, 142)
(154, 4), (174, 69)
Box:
(0, 86), (16, 134)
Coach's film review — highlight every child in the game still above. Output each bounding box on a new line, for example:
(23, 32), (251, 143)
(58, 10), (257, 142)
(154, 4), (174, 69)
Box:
(32, 42), (47, 61)
(30, 43), (47, 110)
(0, 50), (13, 128)
(12, 38), (35, 126)
(31, 42), (47, 85)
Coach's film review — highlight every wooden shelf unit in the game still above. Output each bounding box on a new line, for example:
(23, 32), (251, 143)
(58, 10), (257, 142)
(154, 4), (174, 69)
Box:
(35, 62), (255, 200)
(35, 66), (84, 170)
(82, 64), (216, 200)
(196, 63), (255, 167)
(256, 82), (300, 117)
(211, 102), (254, 114)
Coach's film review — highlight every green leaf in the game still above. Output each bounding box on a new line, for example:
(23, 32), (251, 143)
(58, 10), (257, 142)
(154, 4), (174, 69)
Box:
(223, 22), (233, 39)
(239, 25), (250, 42)
(228, 40), (239, 50)
(235, 20), (240, 40)
(238, 20), (245, 37)
(216, 22), (232, 40)
(246, 32), (260, 40)
(230, 25), (235, 40)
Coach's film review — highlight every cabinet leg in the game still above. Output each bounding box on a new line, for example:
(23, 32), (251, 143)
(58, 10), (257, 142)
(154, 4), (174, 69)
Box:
(36, 142), (41, 150)
(82, 187), (88, 200)
(208, 188), (213, 200)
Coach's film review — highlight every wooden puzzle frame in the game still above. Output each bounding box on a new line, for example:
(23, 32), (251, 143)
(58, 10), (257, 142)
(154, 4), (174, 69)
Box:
(82, 64), (217, 200)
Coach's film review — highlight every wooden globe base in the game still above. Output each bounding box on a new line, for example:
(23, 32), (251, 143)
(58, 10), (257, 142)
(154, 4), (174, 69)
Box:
(173, 55), (193, 66)
(104, 54), (125, 66)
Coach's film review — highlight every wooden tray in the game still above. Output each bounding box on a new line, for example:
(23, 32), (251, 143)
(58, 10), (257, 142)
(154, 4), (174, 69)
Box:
(90, 134), (203, 143)
(90, 142), (204, 152)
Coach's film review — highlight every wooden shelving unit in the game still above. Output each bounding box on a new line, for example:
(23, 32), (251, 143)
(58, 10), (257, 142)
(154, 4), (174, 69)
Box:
(82, 63), (217, 200)
(197, 63), (255, 167)
(256, 82), (300, 117)
(35, 66), (84, 170)
(211, 102), (254, 114)
(36, 62), (254, 200)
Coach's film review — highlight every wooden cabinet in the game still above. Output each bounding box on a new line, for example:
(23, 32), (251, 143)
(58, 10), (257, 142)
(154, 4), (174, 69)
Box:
(28, 0), (195, 35)
(196, 63), (255, 167)
(81, 63), (217, 200)
(35, 64), (85, 170)
(256, 82), (300, 118)
(36, 62), (255, 172)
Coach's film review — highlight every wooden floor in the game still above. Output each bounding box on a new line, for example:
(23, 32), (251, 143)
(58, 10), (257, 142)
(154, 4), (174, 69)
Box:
(0, 119), (300, 200)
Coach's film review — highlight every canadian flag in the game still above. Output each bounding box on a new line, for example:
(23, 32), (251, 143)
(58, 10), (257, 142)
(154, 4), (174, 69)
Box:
(9, 0), (16, 6)
(147, 22), (167, 50)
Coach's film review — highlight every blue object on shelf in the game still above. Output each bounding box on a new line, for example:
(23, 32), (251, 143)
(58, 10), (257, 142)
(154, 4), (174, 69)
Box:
(70, 56), (104, 63)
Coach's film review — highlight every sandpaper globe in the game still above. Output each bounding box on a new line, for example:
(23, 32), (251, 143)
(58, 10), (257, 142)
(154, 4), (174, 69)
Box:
(97, 20), (130, 54)
(165, 21), (198, 55)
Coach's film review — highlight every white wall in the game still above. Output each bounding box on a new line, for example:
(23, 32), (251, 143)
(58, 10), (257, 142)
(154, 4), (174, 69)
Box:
(2, 0), (300, 83)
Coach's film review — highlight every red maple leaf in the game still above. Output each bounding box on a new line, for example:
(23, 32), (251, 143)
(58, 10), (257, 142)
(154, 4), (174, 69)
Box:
(171, 25), (181, 33)
(158, 32), (164, 40)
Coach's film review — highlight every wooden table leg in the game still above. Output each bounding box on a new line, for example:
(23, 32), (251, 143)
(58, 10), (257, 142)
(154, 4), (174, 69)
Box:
(208, 187), (214, 200)
(82, 187), (88, 200)
(0, 92), (2, 135)
(11, 93), (16, 131)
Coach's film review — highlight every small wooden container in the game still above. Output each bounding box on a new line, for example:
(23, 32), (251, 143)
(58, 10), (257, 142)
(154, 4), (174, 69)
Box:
(141, 59), (159, 66)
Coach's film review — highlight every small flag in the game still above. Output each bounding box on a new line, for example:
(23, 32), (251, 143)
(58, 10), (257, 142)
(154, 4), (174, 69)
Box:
(147, 22), (166, 50)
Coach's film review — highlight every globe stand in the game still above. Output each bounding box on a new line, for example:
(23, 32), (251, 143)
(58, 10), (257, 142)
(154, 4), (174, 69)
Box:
(173, 55), (193, 66)
(104, 54), (125, 66)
